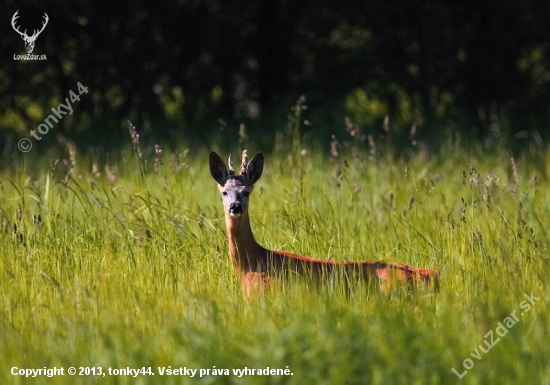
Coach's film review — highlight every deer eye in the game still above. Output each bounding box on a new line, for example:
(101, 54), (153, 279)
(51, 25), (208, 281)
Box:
(222, 191), (228, 197)
(243, 191), (250, 197)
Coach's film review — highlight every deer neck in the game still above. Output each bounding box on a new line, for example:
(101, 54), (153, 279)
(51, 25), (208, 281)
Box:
(225, 211), (265, 271)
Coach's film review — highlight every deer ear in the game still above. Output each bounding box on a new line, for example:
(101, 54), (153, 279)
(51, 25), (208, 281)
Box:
(246, 152), (264, 184)
(209, 151), (228, 185)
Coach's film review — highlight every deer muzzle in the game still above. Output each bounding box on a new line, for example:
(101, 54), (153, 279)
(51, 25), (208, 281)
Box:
(229, 202), (243, 217)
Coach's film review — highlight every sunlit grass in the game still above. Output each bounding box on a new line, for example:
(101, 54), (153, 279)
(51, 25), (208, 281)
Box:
(0, 140), (548, 384)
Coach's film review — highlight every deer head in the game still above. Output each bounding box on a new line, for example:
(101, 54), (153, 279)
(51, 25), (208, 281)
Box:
(12, 11), (49, 53)
(209, 150), (264, 218)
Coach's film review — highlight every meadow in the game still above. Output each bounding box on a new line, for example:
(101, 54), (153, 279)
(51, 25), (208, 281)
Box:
(0, 129), (549, 384)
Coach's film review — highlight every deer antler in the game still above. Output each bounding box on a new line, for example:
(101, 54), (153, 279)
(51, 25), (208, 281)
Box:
(11, 11), (48, 39)
(11, 11), (26, 38)
(240, 150), (248, 175)
(32, 13), (49, 39)
(228, 154), (235, 175)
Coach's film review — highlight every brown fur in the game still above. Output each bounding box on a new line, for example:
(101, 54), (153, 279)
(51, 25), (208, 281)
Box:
(210, 150), (439, 297)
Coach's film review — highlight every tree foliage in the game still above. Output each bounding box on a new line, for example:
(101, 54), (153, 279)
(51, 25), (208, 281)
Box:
(1, 0), (549, 144)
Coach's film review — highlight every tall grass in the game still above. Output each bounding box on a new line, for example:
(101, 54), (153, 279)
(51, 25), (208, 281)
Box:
(0, 132), (548, 384)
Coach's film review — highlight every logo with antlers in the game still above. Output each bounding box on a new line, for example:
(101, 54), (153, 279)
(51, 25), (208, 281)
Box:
(11, 11), (49, 54)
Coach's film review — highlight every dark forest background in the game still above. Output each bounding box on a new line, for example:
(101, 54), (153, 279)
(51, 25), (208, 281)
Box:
(1, 0), (550, 154)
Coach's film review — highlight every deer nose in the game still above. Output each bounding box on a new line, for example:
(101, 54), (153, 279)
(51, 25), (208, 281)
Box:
(229, 202), (243, 216)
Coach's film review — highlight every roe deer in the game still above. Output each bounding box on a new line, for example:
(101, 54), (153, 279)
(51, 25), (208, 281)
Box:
(209, 150), (439, 297)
